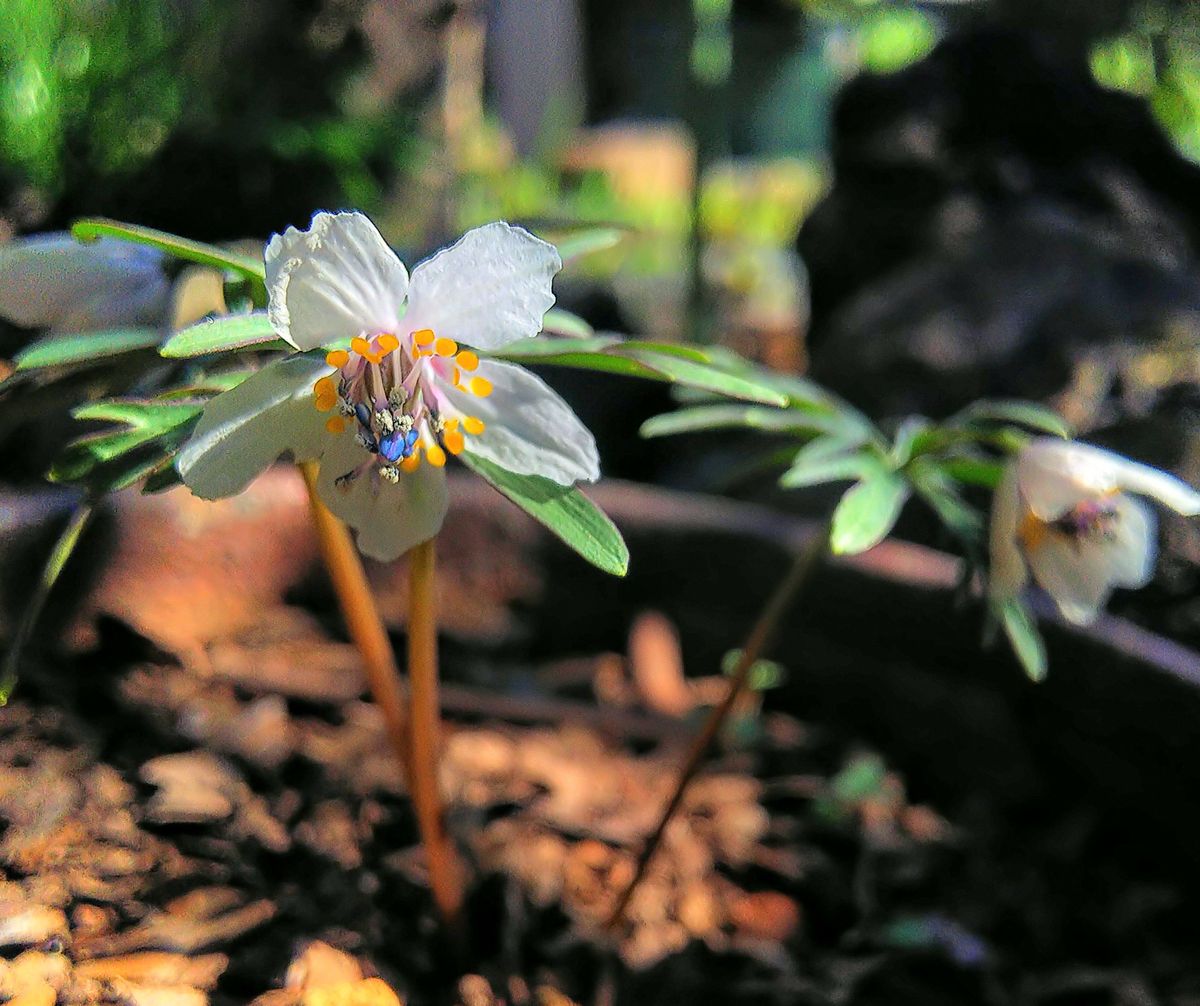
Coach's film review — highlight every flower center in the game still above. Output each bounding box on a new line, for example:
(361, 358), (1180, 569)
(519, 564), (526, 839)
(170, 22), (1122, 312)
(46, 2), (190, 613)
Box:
(311, 329), (490, 485)
(1019, 495), (1120, 553)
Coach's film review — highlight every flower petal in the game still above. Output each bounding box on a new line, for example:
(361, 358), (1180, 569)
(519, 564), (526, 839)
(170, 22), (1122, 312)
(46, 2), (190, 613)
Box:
(406, 222), (560, 350)
(441, 360), (599, 485)
(1017, 439), (1120, 521)
(177, 355), (329, 499)
(266, 211), (408, 351)
(988, 461), (1028, 602)
(1113, 457), (1200, 516)
(0, 233), (169, 332)
(1106, 495), (1156, 588)
(1025, 534), (1115, 625)
(314, 432), (449, 561)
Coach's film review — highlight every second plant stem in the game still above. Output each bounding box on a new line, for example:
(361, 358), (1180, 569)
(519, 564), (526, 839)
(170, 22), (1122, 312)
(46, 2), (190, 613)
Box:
(607, 522), (830, 929)
(406, 536), (465, 933)
(299, 463), (463, 934)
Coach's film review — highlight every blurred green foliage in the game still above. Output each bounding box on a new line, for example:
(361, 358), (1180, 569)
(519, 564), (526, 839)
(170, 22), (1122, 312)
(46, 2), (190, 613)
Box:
(1091, 2), (1200, 160)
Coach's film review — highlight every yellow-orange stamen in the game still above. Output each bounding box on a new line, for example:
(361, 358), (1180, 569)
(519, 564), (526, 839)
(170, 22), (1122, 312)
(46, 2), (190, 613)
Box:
(315, 394), (337, 412)
(325, 416), (347, 434)
(377, 333), (400, 354)
(443, 430), (465, 455)
(435, 337), (458, 357)
(455, 350), (478, 371)
(468, 376), (493, 398)
(400, 451), (421, 472)
(413, 328), (434, 346)
(314, 376), (335, 397)
(1019, 511), (1048, 553)
(425, 443), (447, 468)
(463, 416), (485, 435)
(326, 349), (349, 368)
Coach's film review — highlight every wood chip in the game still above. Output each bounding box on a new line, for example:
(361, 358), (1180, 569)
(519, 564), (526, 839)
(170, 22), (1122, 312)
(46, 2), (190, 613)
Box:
(284, 941), (363, 990)
(74, 953), (228, 989)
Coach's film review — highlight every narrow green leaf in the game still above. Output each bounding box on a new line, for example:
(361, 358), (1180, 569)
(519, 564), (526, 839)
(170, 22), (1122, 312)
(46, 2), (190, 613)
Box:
(161, 312), (287, 358)
(620, 348), (788, 406)
(15, 327), (163, 370)
(554, 227), (625, 262)
(908, 458), (983, 541)
(1, 502), (96, 703)
(72, 218), (265, 282)
(492, 336), (789, 404)
(829, 470), (911, 555)
(540, 308), (595, 339)
(996, 597), (1047, 681)
(640, 403), (837, 438)
(779, 435), (874, 488)
(72, 398), (204, 430)
(460, 453), (628, 576)
(889, 416), (933, 466)
(957, 399), (1072, 439)
(939, 455), (1007, 489)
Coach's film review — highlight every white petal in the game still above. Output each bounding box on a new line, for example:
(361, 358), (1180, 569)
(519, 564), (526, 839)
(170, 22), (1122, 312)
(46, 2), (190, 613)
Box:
(1016, 438), (1119, 521)
(1025, 534), (1116, 625)
(177, 355), (329, 499)
(988, 461), (1028, 602)
(0, 233), (169, 331)
(1106, 495), (1156, 588)
(1113, 457), (1200, 516)
(405, 222), (560, 350)
(314, 432), (449, 561)
(265, 211), (408, 351)
(442, 360), (599, 485)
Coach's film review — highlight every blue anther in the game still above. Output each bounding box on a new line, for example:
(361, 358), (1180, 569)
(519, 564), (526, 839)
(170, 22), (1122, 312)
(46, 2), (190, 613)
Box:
(379, 431), (406, 463)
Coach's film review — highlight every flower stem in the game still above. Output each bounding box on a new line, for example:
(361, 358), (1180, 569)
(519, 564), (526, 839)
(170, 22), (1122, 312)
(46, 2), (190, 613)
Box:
(606, 523), (830, 930)
(298, 462), (412, 786)
(406, 536), (466, 935)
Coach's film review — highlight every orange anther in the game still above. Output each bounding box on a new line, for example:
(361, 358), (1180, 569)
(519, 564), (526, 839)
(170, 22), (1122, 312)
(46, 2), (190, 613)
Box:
(455, 350), (479, 371)
(400, 453), (421, 472)
(412, 328), (435, 346)
(463, 416), (485, 435)
(435, 336), (458, 357)
(314, 376), (335, 397)
(326, 349), (349, 368)
(325, 416), (347, 434)
(351, 337), (371, 358)
(442, 417), (460, 432)
(443, 430), (465, 455)
(314, 393), (337, 413)
(468, 376), (493, 398)
(425, 443), (447, 468)
(377, 333), (400, 354)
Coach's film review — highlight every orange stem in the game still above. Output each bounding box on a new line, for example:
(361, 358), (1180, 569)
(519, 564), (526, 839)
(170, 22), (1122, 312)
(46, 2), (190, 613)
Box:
(299, 462), (411, 787)
(407, 536), (466, 936)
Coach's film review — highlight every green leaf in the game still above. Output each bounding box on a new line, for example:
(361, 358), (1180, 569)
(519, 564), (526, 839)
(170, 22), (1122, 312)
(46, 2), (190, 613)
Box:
(540, 308), (595, 340)
(161, 312), (287, 358)
(72, 398), (204, 430)
(996, 597), (1047, 681)
(72, 218), (265, 283)
(907, 458), (983, 542)
(620, 348), (788, 405)
(779, 436), (875, 488)
(939, 455), (1007, 489)
(829, 469), (911, 555)
(554, 227), (625, 262)
(492, 336), (789, 405)
(957, 399), (1072, 439)
(889, 416), (933, 466)
(1, 502), (96, 703)
(14, 327), (163, 370)
(640, 403), (838, 438)
(460, 453), (628, 576)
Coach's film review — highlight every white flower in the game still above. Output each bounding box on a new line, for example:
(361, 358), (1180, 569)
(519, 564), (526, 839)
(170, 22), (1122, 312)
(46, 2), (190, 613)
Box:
(0, 233), (169, 332)
(177, 211), (600, 560)
(989, 437), (1200, 624)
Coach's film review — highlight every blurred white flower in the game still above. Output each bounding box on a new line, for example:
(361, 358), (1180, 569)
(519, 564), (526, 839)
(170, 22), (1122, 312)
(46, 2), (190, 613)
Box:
(0, 233), (169, 332)
(989, 437), (1200, 624)
(178, 210), (599, 560)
